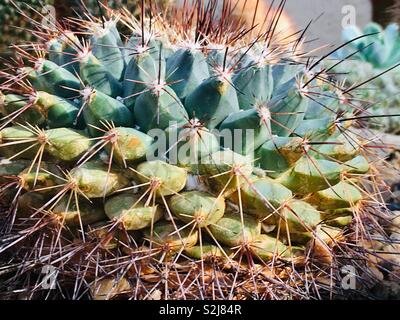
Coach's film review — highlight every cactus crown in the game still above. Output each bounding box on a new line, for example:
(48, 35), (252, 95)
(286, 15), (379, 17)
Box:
(0, 0), (397, 300)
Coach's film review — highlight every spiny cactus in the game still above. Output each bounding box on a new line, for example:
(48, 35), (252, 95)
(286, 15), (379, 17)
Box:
(332, 22), (400, 133)
(0, 0), (398, 300)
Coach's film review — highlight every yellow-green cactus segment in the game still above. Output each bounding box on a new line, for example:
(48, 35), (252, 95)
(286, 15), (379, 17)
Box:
(104, 193), (163, 230)
(256, 137), (304, 177)
(209, 212), (261, 247)
(70, 161), (130, 198)
(315, 225), (343, 244)
(316, 134), (360, 162)
(45, 128), (93, 161)
(34, 91), (80, 128)
(18, 163), (63, 192)
(52, 198), (107, 227)
(279, 200), (322, 244)
(199, 150), (253, 195)
(326, 215), (353, 228)
(341, 155), (370, 174)
(311, 181), (363, 210)
(0, 93), (46, 126)
(143, 221), (198, 253)
(278, 158), (342, 193)
(249, 234), (290, 261)
(184, 244), (223, 260)
(1, 127), (92, 162)
(136, 160), (188, 197)
(322, 207), (356, 220)
(103, 127), (153, 166)
(309, 225), (344, 263)
(169, 191), (225, 228)
(165, 121), (220, 171)
(233, 177), (293, 218)
(0, 126), (39, 159)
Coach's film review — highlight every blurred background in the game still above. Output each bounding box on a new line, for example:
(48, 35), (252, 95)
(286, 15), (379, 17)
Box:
(284, 0), (400, 50)
(285, 0), (372, 48)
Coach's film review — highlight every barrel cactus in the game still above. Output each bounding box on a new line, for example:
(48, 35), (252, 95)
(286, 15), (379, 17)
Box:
(332, 22), (400, 133)
(0, 1), (397, 300)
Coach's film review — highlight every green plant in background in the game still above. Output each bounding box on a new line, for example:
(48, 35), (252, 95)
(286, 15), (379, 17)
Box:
(332, 22), (400, 133)
(0, 0), (398, 300)
(0, 0), (52, 54)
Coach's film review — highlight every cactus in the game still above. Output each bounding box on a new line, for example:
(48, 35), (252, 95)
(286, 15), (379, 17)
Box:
(0, 1), (397, 300)
(331, 22), (400, 133)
